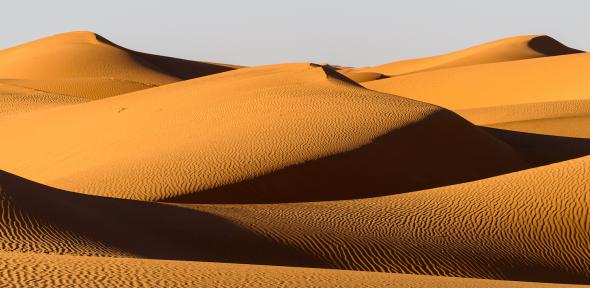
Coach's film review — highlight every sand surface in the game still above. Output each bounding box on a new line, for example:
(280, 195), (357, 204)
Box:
(359, 35), (581, 76)
(1, 252), (584, 288)
(0, 62), (526, 202)
(0, 31), (237, 104)
(0, 32), (588, 287)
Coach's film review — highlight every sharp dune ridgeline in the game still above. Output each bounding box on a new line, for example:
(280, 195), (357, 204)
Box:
(0, 32), (588, 287)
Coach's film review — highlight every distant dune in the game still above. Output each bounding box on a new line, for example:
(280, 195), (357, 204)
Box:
(0, 32), (588, 287)
(363, 52), (590, 110)
(359, 35), (582, 76)
(362, 46), (590, 166)
(0, 31), (238, 101)
(0, 63), (525, 202)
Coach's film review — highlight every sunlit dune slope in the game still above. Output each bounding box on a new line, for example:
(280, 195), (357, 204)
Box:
(360, 35), (582, 76)
(1, 252), (582, 288)
(0, 83), (89, 116)
(362, 52), (590, 166)
(0, 63), (525, 202)
(0, 31), (238, 99)
(363, 53), (590, 110)
(0, 156), (588, 283)
(363, 52), (590, 110)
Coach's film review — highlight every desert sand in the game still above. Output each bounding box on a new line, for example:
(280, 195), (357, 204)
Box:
(0, 32), (588, 287)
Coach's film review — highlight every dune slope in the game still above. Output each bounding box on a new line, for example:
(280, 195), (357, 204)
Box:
(1, 252), (583, 288)
(0, 31), (237, 100)
(0, 63), (526, 202)
(0, 83), (89, 116)
(363, 52), (590, 110)
(360, 35), (582, 76)
(0, 155), (588, 283)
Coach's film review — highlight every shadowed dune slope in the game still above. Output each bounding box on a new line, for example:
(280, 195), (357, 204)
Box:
(0, 155), (588, 283)
(0, 31), (238, 99)
(363, 52), (590, 110)
(458, 99), (590, 163)
(1, 252), (584, 288)
(0, 63), (526, 202)
(459, 101), (590, 165)
(360, 35), (582, 76)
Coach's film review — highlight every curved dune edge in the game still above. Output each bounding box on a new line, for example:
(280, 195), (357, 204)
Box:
(456, 99), (590, 127)
(359, 35), (582, 76)
(1, 155), (588, 283)
(0, 31), (239, 100)
(0, 63), (526, 202)
(363, 52), (590, 110)
(1, 252), (583, 288)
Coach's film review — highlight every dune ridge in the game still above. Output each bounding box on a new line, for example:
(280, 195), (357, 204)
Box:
(0, 63), (526, 202)
(0, 31), (588, 287)
(0, 31), (238, 101)
(359, 35), (582, 76)
(363, 52), (590, 110)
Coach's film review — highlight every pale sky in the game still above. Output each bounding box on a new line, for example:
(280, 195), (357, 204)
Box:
(1, 0), (588, 67)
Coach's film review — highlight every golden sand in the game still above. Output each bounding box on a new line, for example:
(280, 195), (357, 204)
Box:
(0, 32), (588, 287)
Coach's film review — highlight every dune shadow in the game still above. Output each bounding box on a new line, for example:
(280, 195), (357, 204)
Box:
(94, 33), (237, 80)
(0, 170), (321, 267)
(528, 35), (584, 56)
(482, 127), (590, 167)
(165, 111), (527, 204)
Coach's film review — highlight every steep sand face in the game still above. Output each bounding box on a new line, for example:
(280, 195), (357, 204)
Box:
(0, 156), (588, 283)
(457, 100), (590, 166)
(363, 52), (590, 110)
(360, 35), (582, 76)
(1, 252), (582, 288)
(0, 63), (525, 202)
(362, 53), (590, 166)
(0, 31), (238, 99)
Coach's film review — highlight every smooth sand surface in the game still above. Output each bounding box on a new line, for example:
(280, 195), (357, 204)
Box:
(0, 63), (526, 202)
(0, 32), (588, 287)
(1, 252), (584, 288)
(0, 31), (237, 101)
(363, 52), (590, 110)
(359, 35), (582, 76)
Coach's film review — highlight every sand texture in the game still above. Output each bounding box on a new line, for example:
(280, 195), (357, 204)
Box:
(0, 31), (237, 102)
(0, 32), (588, 287)
(0, 63), (526, 202)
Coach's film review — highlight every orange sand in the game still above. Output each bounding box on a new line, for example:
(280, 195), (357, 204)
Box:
(0, 32), (588, 287)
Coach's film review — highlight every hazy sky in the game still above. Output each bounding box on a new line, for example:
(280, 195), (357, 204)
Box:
(2, 0), (588, 66)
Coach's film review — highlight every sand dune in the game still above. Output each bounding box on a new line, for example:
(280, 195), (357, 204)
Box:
(0, 63), (525, 202)
(359, 35), (582, 76)
(0, 155), (588, 283)
(0, 31), (237, 100)
(0, 32), (587, 287)
(363, 52), (590, 110)
(1, 252), (582, 288)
